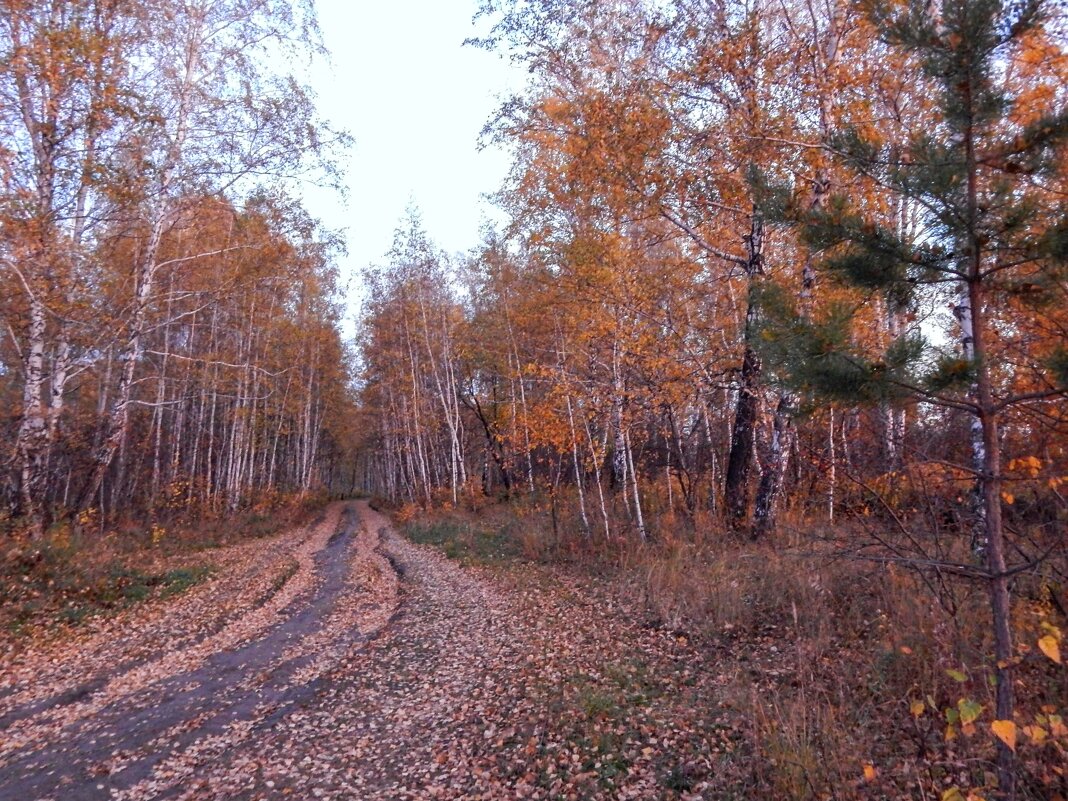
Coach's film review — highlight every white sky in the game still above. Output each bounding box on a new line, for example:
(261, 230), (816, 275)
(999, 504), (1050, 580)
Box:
(297, 0), (524, 326)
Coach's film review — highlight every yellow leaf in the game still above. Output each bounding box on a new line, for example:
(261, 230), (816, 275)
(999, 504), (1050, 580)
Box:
(911, 700), (926, 718)
(1023, 724), (1047, 744)
(942, 788), (965, 801)
(1038, 634), (1062, 664)
(945, 723), (958, 742)
(991, 720), (1017, 752)
(863, 764), (876, 781)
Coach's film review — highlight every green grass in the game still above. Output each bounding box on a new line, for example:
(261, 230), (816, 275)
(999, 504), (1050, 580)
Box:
(403, 518), (523, 565)
(2, 548), (213, 635)
(158, 566), (213, 598)
(578, 687), (620, 719)
(100, 564), (213, 605)
(0, 497), (327, 641)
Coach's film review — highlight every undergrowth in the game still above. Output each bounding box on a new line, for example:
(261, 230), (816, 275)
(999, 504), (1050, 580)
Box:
(0, 495), (323, 640)
(402, 506), (529, 566)
(1, 540), (214, 638)
(398, 496), (1068, 800)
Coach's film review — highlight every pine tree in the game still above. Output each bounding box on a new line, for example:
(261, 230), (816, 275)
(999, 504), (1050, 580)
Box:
(759, 0), (1068, 794)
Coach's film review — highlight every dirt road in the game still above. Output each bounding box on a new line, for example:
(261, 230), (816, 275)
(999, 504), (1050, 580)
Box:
(1, 501), (734, 801)
(0, 501), (402, 800)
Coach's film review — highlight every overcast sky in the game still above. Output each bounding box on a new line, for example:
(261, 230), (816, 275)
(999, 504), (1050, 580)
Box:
(297, 0), (524, 326)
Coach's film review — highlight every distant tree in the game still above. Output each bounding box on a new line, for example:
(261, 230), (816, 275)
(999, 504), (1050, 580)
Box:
(77, 0), (343, 510)
(1, 0), (349, 534)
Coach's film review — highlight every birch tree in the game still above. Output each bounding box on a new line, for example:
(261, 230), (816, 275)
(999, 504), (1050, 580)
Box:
(78, 0), (340, 509)
(0, 0), (133, 535)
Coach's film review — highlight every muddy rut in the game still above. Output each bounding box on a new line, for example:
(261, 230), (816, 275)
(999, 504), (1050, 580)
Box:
(0, 501), (400, 801)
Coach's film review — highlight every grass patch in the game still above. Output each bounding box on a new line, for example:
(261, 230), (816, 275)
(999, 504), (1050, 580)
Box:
(404, 518), (523, 565)
(1, 534), (214, 638)
(158, 566), (214, 598)
(395, 497), (1068, 799)
(0, 493), (328, 643)
(578, 687), (620, 719)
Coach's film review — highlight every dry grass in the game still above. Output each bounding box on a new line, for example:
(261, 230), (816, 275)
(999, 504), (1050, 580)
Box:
(624, 526), (1067, 799)
(0, 493), (326, 639)
(398, 493), (1068, 799)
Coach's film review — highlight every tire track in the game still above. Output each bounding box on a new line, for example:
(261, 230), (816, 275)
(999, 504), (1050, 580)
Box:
(0, 501), (399, 801)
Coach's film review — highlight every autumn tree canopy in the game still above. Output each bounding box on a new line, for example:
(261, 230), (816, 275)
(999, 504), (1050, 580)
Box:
(0, 0), (352, 532)
(353, 0), (1067, 790)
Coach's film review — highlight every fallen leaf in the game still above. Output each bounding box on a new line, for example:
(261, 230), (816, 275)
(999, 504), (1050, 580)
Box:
(1038, 635), (1061, 665)
(991, 719), (1016, 752)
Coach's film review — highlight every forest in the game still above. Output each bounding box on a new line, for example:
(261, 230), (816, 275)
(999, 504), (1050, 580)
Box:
(2, 0), (1067, 799)
(354, 0), (1068, 796)
(0, 0), (355, 534)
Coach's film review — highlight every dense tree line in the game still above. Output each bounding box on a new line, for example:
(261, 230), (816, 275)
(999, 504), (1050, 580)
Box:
(359, 0), (1067, 545)
(1, 0), (352, 534)
(355, 0), (1067, 790)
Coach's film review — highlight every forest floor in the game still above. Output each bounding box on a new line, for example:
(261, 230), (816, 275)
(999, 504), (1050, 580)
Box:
(0, 501), (796, 800)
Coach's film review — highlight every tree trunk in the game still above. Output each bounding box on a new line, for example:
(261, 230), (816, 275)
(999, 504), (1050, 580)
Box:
(15, 297), (49, 537)
(565, 392), (591, 538)
(581, 411), (612, 542)
(625, 429), (646, 542)
(752, 395), (796, 539)
(724, 211), (765, 527)
(609, 337), (627, 489)
(78, 210), (168, 511)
